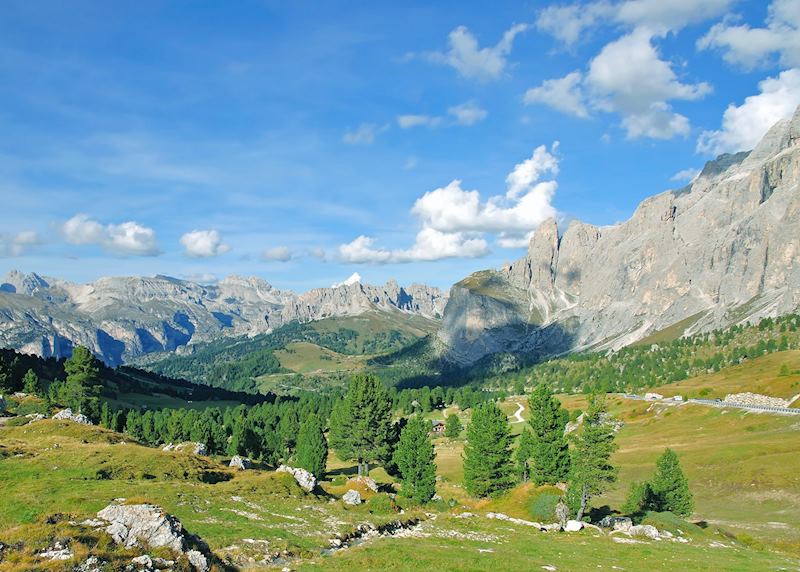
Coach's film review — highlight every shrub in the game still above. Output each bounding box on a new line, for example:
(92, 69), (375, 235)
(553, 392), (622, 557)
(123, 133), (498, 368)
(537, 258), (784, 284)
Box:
(366, 493), (398, 514)
(528, 488), (561, 522)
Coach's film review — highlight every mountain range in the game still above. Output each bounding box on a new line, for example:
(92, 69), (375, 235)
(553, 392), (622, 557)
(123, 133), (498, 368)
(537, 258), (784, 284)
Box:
(2, 105), (799, 373)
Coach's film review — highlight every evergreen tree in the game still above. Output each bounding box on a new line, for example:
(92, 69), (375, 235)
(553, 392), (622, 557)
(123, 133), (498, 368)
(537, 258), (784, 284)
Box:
(393, 415), (437, 504)
(514, 427), (535, 482)
(63, 346), (102, 420)
(329, 374), (394, 476)
(463, 402), (514, 498)
(444, 413), (462, 439)
(570, 395), (618, 521)
(528, 384), (571, 484)
(22, 368), (40, 394)
(296, 413), (328, 478)
(648, 448), (694, 516)
(100, 402), (112, 429)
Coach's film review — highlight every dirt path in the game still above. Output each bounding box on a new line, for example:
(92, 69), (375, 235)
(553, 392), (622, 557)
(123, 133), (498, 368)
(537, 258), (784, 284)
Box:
(510, 402), (525, 424)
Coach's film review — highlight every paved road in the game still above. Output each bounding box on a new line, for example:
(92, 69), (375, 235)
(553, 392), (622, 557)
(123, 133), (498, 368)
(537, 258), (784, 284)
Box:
(622, 394), (800, 416)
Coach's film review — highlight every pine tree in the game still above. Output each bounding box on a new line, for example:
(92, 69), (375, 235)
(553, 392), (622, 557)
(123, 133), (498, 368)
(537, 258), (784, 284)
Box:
(528, 384), (571, 484)
(22, 369), (40, 395)
(329, 374), (394, 476)
(444, 413), (462, 439)
(515, 427), (535, 482)
(570, 395), (618, 521)
(100, 402), (112, 429)
(463, 401), (514, 498)
(296, 413), (328, 478)
(393, 415), (437, 503)
(648, 448), (694, 516)
(63, 346), (102, 420)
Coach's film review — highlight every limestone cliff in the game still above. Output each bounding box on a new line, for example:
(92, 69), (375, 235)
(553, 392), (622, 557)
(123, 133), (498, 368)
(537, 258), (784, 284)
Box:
(438, 106), (800, 366)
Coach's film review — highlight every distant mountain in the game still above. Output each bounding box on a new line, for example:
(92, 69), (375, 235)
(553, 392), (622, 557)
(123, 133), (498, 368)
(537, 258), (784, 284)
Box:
(437, 105), (800, 366)
(0, 272), (447, 365)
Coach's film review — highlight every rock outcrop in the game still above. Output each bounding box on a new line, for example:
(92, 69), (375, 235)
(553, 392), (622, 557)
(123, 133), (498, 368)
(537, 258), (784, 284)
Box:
(342, 490), (362, 505)
(52, 408), (92, 425)
(439, 106), (800, 366)
(0, 272), (447, 365)
(276, 465), (316, 492)
(96, 503), (210, 571)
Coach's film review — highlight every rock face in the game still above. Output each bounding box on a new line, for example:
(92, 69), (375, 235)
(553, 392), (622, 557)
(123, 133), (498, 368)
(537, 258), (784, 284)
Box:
(52, 408), (92, 425)
(439, 106), (800, 366)
(0, 272), (447, 365)
(277, 465), (316, 492)
(96, 503), (210, 571)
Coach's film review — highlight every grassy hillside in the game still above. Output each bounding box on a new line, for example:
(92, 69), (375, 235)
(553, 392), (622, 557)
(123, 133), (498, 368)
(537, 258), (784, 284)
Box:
(135, 311), (439, 393)
(1, 416), (797, 571)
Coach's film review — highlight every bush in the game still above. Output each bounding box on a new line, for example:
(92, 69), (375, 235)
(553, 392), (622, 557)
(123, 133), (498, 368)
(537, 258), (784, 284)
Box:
(527, 486), (564, 522)
(366, 493), (398, 514)
(569, 409), (583, 422)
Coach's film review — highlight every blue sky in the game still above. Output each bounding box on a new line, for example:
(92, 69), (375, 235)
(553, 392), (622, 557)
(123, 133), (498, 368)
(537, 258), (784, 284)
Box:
(1, 0), (799, 291)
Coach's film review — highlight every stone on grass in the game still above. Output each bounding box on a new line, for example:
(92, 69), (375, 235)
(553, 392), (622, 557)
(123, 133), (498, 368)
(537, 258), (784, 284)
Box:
(564, 520), (584, 532)
(342, 489), (362, 505)
(347, 475), (379, 492)
(629, 524), (660, 539)
(229, 455), (252, 470)
(599, 516), (633, 532)
(276, 465), (316, 492)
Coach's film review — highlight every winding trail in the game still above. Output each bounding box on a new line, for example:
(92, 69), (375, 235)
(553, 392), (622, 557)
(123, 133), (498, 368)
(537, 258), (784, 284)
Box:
(510, 402), (525, 424)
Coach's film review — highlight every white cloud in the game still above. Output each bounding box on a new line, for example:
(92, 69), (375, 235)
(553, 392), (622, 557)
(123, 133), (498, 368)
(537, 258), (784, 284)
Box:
(536, 0), (733, 46)
(62, 214), (159, 256)
(337, 145), (560, 263)
(426, 24), (528, 81)
(536, 2), (614, 46)
(525, 72), (589, 118)
(448, 101), (488, 125)
(397, 115), (441, 129)
(180, 229), (230, 258)
(342, 123), (385, 145)
(262, 246), (293, 262)
(497, 231), (535, 249)
(0, 230), (41, 257)
(309, 247), (327, 261)
(616, 0), (735, 35)
(697, 68), (800, 155)
(331, 272), (362, 288)
(505, 143), (560, 199)
(698, 0), (800, 69)
(338, 230), (488, 264)
(670, 167), (700, 182)
(338, 236), (392, 263)
(529, 29), (710, 139)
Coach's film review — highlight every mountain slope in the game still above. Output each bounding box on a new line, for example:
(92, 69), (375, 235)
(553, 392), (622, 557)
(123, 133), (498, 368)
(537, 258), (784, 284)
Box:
(0, 273), (446, 365)
(438, 106), (800, 366)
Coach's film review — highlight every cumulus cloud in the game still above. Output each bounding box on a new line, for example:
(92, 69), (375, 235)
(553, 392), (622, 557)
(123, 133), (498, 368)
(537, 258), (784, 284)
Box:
(338, 231), (488, 264)
(342, 123), (386, 145)
(338, 144), (560, 263)
(180, 229), (230, 258)
(536, 0), (733, 46)
(524, 72), (589, 118)
(62, 214), (159, 256)
(697, 68), (800, 155)
(0, 231), (41, 257)
(262, 246), (293, 262)
(536, 2), (614, 46)
(448, 101), (488, 125)
(698, 0), (800, 69)
(670, 167), (701, 182)
(181, 273), (219, 284)
(527, 29), (710, 139)
(425, 24), (528, 81)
